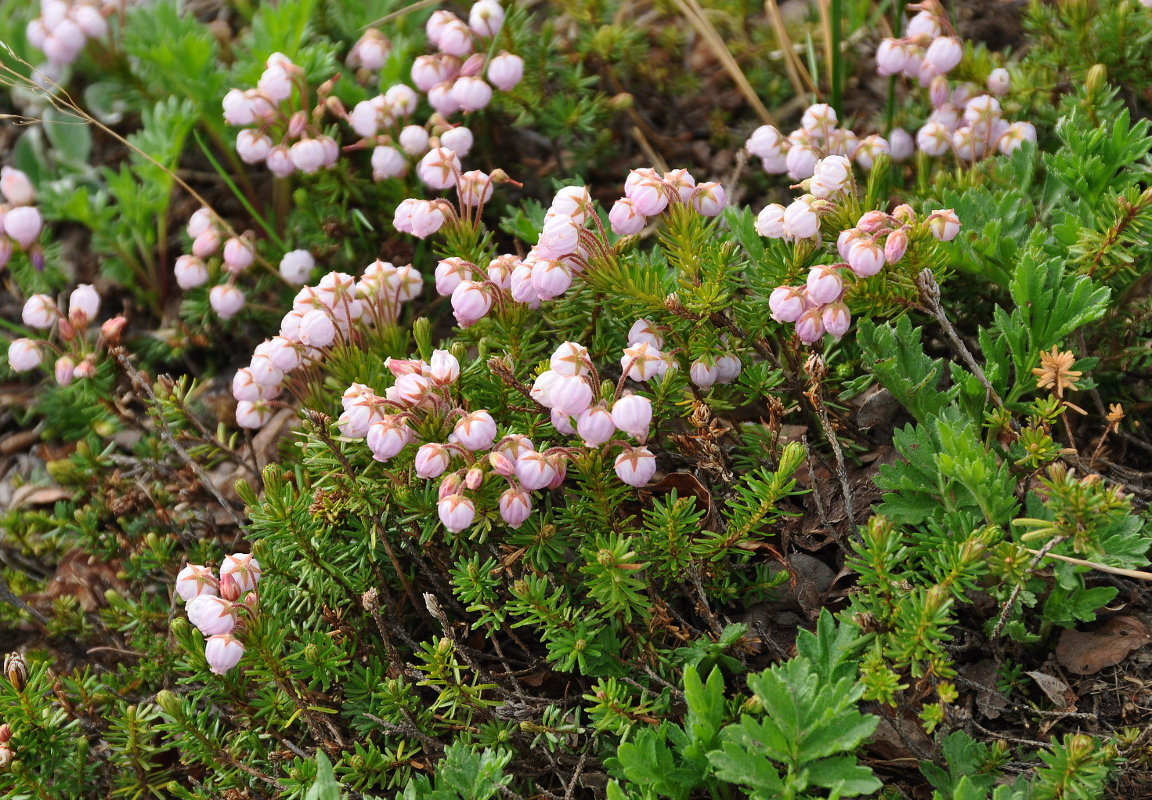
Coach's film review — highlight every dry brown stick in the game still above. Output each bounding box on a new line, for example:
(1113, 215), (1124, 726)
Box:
(991, 536), (1067, 641)
(113, 350), (248, 531)
(1025, 548), (1152, 581)
(672, 0), (777, 124)
(916, 270), (1005, 412)
(806, 356), (856, 531)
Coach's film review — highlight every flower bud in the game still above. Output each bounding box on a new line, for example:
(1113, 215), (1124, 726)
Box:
(456, 169), (493, 209)
(221, 553), (261, 594)
(437, 19), (474, 57)
(782, 198), (820, 239)
(0, 167), (35, 206)
(235, 399), (274, 429)
(715, 354), (742, 384)
(577, 404), (616, 447)
(806, 264), (844, 305)
(222, 236), (255, 273)
(884, 229), (909, 264)
(627, 318), (663, 349)
(191, 227), (221, 258)
(688, 180), (725, 216)
(549, 374), (593, 416)
(550, 341), (589, 377)
(927, 209), (961, 242)
(409, 200), (447, 240)
(186, 595), (236, 636)
(690, 359), (719, 389)
(218, 573), (242, 602)
(487, 51), (524, 91)
(529, 259), (572, 301)
(488, 450), (516, 477)
(428, 349), (460, 386)
(609, 198), (646, 235)
(415, 443), (452, 479)
(236, 129), (272, 164)
(453, 410), (497, 451)
(853, 135), (890, 170)
(822, 302), (851, 339)
(924, 36), (963, 76)
(469, 0), (504, 37)
(451, 76), (493, 112)
(54, 355), (75, 387)
(7, 339), (42, 372)
(755, 203), (787, 238)
(627, 176), (670, 217)
(916, 121), (952, 157)
(279, 249), (314, 285)
(440, 126), (474, 157)
(298, 308), (336, 348)
(611, 393), (652, 441)
(4, 206), (42, 249)
(438, 494), (476, 532)
(875, 39), (907, 77)
(620, 342), (665, 382)
(175, 563), (218, 602)
(769, 286), (805, 323)
(795, 308), (825, 344)
(417, 146), (461, 190)
(4, 652), (27, 692)
(889, 128), (915, 161)
(515, 450), (556, 491)
(451, 280), (493, 327)
(209, 284), (246, 320)
(72, 357), (95, 382)
(289, 138), (327, 174)
(847, 239), (886, 278)
(499, 488), (531, 528)
(204, 634), (245, 675)
(614, 446), (656, 487)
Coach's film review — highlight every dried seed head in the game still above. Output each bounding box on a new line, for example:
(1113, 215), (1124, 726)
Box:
(1032, 346), (1082, 398)
(3, 653), (26, 692)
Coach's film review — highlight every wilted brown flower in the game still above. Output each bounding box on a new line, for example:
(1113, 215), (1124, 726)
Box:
(1106, 403), (1124, 424)
(1033, 347), (1082, 398)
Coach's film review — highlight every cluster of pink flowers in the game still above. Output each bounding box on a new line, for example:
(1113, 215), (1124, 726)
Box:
(345, 2), (522, 183)
(232, 261), (424, 429)
(175, 554), (261, 675)
(171, 207), (261, 320)
(337, 341), (662, 534)
(416, 3), (522, 114)
(11, 284), (125, 385)
(765, 201), (961, 343)
(875, 2), (964, 87)
(914, 76), (1035, 161)
(397, 166), (727, 329)
(746, 103), (913, 180)
(617, 318), (742, 390)
(877, 2), (1035, 161)
(608, 167), (727, 235)
(223, 53), (341, 177)
(25, 0), (114, 67)
(345, 28), (392, 78)
(1, 168), (45, 270)
(392, 139), (511, 228)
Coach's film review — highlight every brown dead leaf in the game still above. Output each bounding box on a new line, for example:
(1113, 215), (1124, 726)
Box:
(961, 659), (1008, 720)
(646, 471), (715, 530)
(28, 549), (126, 612)
(0, 429), (40, 456)
(1025, 670), (1075, 710)
(9, 484), (72, 508)
(1056, 616), (1152, 675)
